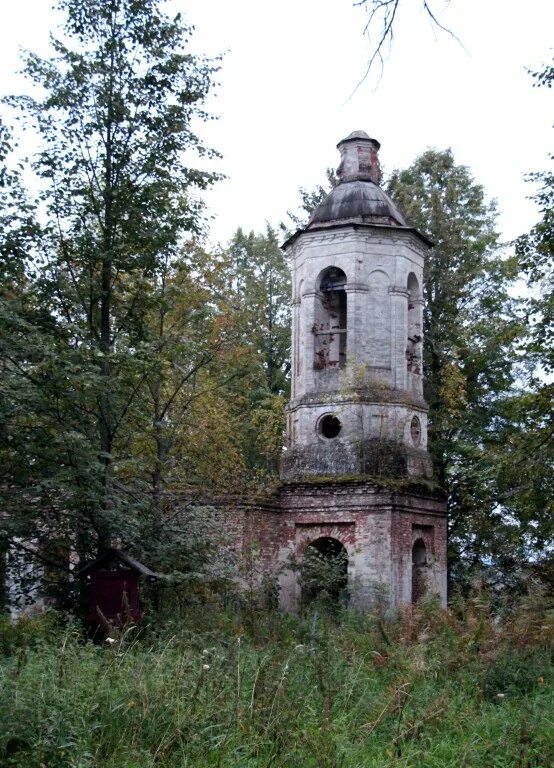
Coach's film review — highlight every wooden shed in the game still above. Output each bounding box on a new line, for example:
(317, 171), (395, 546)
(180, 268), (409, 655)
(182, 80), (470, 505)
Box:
(77, 548), (158, 639)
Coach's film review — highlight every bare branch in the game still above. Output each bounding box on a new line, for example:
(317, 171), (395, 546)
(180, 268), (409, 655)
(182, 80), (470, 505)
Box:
(354, 0), (463, 89)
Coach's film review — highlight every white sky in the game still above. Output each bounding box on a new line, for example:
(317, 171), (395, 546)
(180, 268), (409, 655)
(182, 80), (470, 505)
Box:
(1, 0), (552, 247)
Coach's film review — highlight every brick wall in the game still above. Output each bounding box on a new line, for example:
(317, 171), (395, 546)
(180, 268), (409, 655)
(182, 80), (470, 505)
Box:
(213, 479), (447, 612)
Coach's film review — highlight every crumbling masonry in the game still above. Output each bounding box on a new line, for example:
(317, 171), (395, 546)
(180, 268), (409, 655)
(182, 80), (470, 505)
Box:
(243, 131), (447, 611)
(1, 131), (447, 615)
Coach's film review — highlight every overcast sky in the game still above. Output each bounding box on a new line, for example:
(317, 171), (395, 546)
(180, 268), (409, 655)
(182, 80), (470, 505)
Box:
(1, 0), (552, 247)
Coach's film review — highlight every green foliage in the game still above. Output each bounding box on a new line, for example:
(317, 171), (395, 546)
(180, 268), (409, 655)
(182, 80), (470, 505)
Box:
(282, 167), (337, 235)
(222, 226), (291, 397)
(0, 610), (65, 656)
(493, 59), (554, 580)
(482, 648), (550, 701)
(387, 149), (525, 585)
(0, 592), (552, 767)
(212, 225), (291, 478)
(297, 541), (348, 609)
(0, 0), (229, 593)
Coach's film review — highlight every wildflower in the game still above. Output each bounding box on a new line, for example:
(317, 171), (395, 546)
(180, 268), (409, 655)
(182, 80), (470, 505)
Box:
(105, 637), (116, 645)
(496, 693), (505, 699)
(202, 649), (209, 656)
(202, 664), (210, 671)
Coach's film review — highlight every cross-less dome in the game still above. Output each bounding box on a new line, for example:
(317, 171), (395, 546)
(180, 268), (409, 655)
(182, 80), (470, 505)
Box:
(308, 179), (407, 228)
(307, 130), (406, 229)
(282, 131), (432, 249)
(340, 129), (376, 144)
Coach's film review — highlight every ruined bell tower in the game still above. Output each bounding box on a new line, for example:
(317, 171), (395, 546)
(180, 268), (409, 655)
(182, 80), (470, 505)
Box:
(269, 131), (447, 611)
(282, 130), (432, 481)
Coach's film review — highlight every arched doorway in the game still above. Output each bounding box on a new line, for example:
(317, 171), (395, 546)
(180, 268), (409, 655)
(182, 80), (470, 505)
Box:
(412, 539), (428, 603)
(300, 537), (348, 606)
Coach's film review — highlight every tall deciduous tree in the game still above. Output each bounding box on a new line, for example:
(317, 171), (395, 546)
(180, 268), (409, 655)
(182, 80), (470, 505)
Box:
(282, 168), (337, 235)
(1, 0), (222, 586)
(387, 150), (523, 583)
(224, 226), (291, 396)
(218, 226), (291, 476)
(0, 119), (44, 609)
(496, 60), (554, 584)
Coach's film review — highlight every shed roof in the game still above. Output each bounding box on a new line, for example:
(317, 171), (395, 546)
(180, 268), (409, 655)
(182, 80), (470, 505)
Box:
(77, 548), (159, 578)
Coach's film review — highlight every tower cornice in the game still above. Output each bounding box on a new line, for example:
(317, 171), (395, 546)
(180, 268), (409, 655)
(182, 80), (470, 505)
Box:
(283, 222), (433, 252)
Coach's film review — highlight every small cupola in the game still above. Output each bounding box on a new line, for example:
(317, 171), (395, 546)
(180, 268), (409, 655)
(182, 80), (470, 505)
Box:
(336, 130), (382, 184)
(305, 131), (408, 230)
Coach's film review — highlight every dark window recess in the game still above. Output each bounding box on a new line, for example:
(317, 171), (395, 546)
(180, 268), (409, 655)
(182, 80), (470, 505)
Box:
(410, 415), (421, 445)
(301, 536), (348, 605)
(314, 266), (347, 369)
(406, 272), (422, 374)
(319, 414), (342, 438)
(412, 538), (428, 604)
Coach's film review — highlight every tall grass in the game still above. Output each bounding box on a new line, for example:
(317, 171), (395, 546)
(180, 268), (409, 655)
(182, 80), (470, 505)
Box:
(0, 591), (552, 767)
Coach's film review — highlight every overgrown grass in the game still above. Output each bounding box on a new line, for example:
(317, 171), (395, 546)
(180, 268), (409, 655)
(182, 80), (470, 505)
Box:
(0, 592), (552, 767)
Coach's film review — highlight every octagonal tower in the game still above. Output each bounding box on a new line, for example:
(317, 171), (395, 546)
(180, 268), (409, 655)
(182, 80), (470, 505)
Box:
(269, 132), (447, 611)
(282, 131), (433, 480)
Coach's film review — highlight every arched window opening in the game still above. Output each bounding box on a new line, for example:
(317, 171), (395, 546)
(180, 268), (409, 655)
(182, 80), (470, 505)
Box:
(294, 279), (304, 378)
(412, 538), (428, 604)
(300, 537), (348, 606)
(410, 415), (422, 445)
(406, 273), (422, 374)
(313, 267), (347, 370)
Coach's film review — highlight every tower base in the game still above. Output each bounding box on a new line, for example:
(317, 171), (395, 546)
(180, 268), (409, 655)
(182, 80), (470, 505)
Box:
(255, 478), (447, 612)
(281, 439), (434, 481)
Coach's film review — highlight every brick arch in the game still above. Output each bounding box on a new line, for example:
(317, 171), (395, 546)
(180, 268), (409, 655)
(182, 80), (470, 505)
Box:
(368, 267), (390, 282)
(295, 522), (355, 555)
(300, 534), (349, 557)
(300, 536), (349, 605)
(315, 265), (348, 292)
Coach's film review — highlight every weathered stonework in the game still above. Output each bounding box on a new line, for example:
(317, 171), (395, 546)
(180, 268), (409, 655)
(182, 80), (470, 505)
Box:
(275, 479), (447, 611)
(217, 477), (446, 612)
(1, 136), (448, 616)
(281, 440), (433, 481)
(248, 130), (448, 610)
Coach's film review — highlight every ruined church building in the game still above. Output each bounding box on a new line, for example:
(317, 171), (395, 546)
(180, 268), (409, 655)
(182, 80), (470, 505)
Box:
(3, 132), (447, 615)
(247, 131), (447, 610)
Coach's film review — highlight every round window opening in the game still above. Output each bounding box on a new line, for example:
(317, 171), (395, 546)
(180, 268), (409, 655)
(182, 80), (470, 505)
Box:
(410, 415), (422, 445)
(319, 414), (342, 439)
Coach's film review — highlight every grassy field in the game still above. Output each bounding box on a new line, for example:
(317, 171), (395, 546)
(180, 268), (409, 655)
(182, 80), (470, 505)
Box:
(0, 593), (552, 768)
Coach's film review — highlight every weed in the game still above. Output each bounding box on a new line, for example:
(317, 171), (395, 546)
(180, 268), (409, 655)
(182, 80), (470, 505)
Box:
(0, 589), (552, 767)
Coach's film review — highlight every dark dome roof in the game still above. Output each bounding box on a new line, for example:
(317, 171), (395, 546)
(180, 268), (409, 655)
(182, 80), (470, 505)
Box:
(308, 180), (407, 229)
(281, 131), (432, 250)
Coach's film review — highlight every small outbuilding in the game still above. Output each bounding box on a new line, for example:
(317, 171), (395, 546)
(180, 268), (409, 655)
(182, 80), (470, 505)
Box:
(77, 548), (158, 639)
